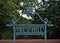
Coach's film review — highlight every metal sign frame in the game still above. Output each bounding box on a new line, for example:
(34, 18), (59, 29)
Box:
(6, 2), (53, 43)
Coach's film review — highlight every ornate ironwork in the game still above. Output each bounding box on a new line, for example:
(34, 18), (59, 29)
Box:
(6, 2), (53, 43)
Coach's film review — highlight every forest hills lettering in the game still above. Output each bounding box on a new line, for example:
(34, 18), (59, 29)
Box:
(15, 24), (45, 35)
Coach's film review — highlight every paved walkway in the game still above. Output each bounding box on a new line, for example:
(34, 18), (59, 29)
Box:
(0, 39), (60, 43)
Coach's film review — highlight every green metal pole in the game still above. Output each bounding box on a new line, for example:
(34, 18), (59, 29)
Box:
(45, 22), (47, 43)
(44, 18), (48, 43)
(13, 22), (16, 43)
(12, 18), (16, 43)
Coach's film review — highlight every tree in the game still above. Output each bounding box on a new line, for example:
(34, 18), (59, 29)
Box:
(0, 0), (19, 39)
(46, 0), (60, 39)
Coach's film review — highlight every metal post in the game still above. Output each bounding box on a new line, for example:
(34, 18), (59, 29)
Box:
(13, 22), (16, 43)
(44, 18), (48, 43)
(45, 22), (47, 43)
(12, 18), (16, 43)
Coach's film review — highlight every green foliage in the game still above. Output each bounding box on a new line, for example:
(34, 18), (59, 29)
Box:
(46, 0), (60, 39)
(1, 27), (13, 39)
(0, 0), (19, 39)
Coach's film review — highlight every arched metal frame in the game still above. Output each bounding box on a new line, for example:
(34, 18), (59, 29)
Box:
(6, 2), (53, 43)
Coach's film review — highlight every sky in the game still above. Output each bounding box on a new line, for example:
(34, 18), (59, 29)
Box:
(38, 0), (41, 3)
(17, 10), (32, 19)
